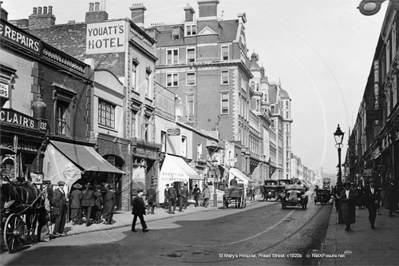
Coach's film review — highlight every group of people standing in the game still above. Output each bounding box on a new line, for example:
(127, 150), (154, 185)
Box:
(45, 181), (116, 237)
(335, 178), (396, 232)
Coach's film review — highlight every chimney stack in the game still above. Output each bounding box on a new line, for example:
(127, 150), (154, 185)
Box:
(197, 0), (219, 20)
(183, 4), (195, 22)
(85, 2), (108, 24)
(130, 3), (146, 28)
(0, 2), (8, 21)
(28, 6), (56, 29)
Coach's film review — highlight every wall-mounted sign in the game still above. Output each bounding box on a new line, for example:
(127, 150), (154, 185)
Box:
(86, 21), (125, 54)
(0, 83), (9, 99)
(0, 20), (40, 55)
(0, 108), (47, 131)
(167, 128), (180, 136)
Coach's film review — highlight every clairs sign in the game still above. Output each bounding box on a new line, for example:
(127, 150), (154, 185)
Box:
(86, 21), (126, 54)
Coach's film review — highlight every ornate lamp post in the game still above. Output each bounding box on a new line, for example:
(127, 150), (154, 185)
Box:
(358, 0), (399, 16)
(334, 125), (345, 184)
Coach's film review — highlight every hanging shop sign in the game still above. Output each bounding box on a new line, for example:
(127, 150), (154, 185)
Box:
(86, 20), (126, 54)
(0, 20), (40, 55)
(0, 108), (47, 131)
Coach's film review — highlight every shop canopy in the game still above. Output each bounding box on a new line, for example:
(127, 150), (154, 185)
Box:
(229, 167), (255, 185)
(159, 154), (202, 182)
(49, 140), (124, 174)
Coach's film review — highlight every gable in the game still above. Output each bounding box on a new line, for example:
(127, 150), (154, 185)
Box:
(198, 26), (217, 36)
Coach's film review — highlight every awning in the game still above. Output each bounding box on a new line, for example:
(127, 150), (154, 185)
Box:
(50, 140), (124, 174)
(229, 167), (255, 184)
(159, 154), (202, 182)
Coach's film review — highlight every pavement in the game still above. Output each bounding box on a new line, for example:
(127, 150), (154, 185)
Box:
(319, 203), (399, 266)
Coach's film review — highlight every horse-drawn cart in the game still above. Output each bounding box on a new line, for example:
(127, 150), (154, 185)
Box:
(1, 176), (49, 253)
(223, 185), (246, 209)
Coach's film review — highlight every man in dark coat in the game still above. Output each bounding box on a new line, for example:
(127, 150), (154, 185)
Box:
(192, 184), (201, 207)
(82, 183), (95, 227)
(182, 183), (189, 209)
(168, 183), (177, 214)
(93, 185), (103, 223)
(339, 181), (356, 232)
(230, 176), (238, 187)
(177, 185), (184, 212)
(163, 184), (169, 210)
(365, 179), (381, 229)
(69, 183), (83, 225)
(131, 189), (149, 232)
(146, 185), (156, 214)
(51, 181), (67, 236)
(102, 185), (116, 225)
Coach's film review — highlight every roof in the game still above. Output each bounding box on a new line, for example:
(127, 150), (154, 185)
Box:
(280, 88), (291, 100)
(249, 52), (261, 71)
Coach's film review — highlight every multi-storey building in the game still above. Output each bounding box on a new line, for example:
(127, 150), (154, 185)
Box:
(346, 2), (399, 195)
(149, 0), (254, 181)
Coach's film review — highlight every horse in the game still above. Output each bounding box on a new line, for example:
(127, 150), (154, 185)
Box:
(1, 178), (48, 252)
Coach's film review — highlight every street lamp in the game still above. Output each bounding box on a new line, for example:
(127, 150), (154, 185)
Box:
(334, 125), (345, 184)
(358, 0), (399, 16)
(212, 159), (218, 207)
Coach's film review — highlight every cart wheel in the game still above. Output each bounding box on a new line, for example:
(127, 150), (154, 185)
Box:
(4, 214), (26, 253)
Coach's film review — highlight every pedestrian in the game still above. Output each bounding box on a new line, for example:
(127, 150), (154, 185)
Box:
(93, 185), (103, 224)
(146, 184), (156, 214)
(82, 183), (95, 227)
(192, 184), (201, 207)
(230, 176), (238, 187)
(69, 183), (83, 225)
(102, 185), (116, 225)
(131, 189), (149, 233)
(202, 185), (210, 207)
(37, 180), (52, 242)
(163, 184), (169, 210)
(251, 186), (256, 201)
(387, 181), (396, 217)
(365, 178), (381, 229)
(339, 181), (356, 232)
(177, 185), (184, 212)
(51, 181), (67, 236)
(168, 183), (177, 214)
(182, 183), (189, 209)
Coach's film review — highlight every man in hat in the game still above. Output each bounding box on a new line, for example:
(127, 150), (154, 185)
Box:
(82, 183), (95, 227)
(168, 183), (177, 214)
(131, 189), (149, 233)
(192, 184), (201, 207)
(103, 184), (116, 225)
(51, 181), (67, 235)
(93, 185), (103, 224)
(69, 183), (83, 225)
(182, 183), (189, 209)
(146, 184), (156, 214)
(339, 181), (356, 232)
(365, 178), (381, 229)
(230, 176), (238, 187)
(163, 184), (170, 210)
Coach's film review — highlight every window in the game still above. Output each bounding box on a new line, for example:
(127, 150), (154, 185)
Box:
(250, 81), (255, 90)
(185, 24), (197, 36)
(56, 100), (70, 136)
(187, 48), (196, 63)
(146, 68), (152, 98)
(221, 70), (229, 85)
(98, 99), (115, 128)
(186, 72), (196, 86)
(187, 94), (194, 121)
(166, 73), (179, 87)
(0, 64), (16, 109)
(182, 136), (187, 157)
(197, 142), (203, 160)
(132, 112), (138, 138)
(161, 131), (167, 153)
(172, 28), (180, 40)
(256, 83), (259, 91)
(131, 61), (138, 91)
(221, 45), (229, 61)
(221, 92), (229, 114)
(167, 49), (179, 65)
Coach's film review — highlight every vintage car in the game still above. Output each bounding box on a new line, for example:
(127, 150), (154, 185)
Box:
(314, 189), (331, 204)
(281, 184), (308, 209)
(276, 179), (292, 200)
(263, 180), (278, 201)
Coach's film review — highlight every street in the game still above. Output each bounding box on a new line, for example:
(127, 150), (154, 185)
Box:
(2, 199), (332, 266)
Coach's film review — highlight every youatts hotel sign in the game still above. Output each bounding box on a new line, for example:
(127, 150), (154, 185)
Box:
(86, 20), (126, 54)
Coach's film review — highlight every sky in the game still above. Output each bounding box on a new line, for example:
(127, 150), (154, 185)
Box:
(3, 0), (388, 174)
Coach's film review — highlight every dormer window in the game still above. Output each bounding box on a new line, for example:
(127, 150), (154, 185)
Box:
(172, 28), (180, 40)
(185, 24), (197, 36)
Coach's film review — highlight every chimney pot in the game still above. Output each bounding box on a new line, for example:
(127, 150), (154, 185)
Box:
(183, 4), (195, 22)
(43, 7), (47, 14)
(89, 3), (94, 11)
(33, 7), (37, 14)
(95, 2), (100, 11)
(48, 6), (53, 14)
(38, 7), (42, 14)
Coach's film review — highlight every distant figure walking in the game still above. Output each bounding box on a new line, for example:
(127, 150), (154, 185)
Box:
(51, 181), (67, 236)
(146, 184), (156, 215)
(131, 189), (149, 233)
(193, 184), (201, 207)
(163, 184), (169, 210)
(339, 181), (356, 232)
(365, 179), (381, 229)
(168, 183), (177, 214)
(202, 185), (210, 207)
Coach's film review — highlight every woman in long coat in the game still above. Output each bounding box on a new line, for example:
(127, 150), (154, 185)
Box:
(339, 181), (356, 232)
(102, 185), (116, 225)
